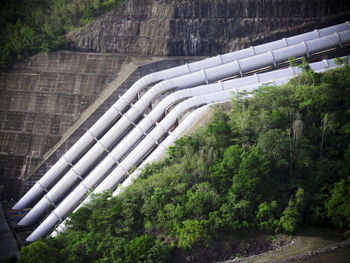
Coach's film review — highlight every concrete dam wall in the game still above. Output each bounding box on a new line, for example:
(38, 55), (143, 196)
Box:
(0, 52), (134, 200)
(0, 0), (349, 202)
(68, 0), (350, 56)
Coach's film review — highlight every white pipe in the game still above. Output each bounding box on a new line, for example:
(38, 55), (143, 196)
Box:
(13, 22), (350, 210)
(52, 57), (343, 235)
(26, 89), (245, 241)
(27, 56), (346, 241)
(18, 51), (341, 226)
(51, 105), (210, 235)
(112, 105), (211, 196)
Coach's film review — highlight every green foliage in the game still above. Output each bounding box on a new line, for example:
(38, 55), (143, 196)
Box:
(124, 235), (170, 263)
(326, 178), (350, 229)
(334, 56), (349, 67)
(177, 219), (211, 250)
(0, 0), (123, 68)
(288, 56), (297, 67)
(18, 240), (60, 263)
(19, 65), (350, 262)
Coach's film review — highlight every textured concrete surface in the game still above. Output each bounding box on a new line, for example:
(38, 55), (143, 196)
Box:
(68, 0), (350, 56)
(23, 57), (197, 198)
(0, 51), (135, 201)
(0, 204), (19, 263)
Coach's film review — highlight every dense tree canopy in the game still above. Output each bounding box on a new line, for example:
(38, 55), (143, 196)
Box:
(15, 62), (350, 262)
(0, 0), (122, 68)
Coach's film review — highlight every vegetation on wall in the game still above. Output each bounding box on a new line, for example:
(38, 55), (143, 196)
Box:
(0, 0), (122, 68)
(15, 61), (350, 262)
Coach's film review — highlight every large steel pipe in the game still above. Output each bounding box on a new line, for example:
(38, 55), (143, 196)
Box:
(13, 22), (350, 210)
(19, 54), (340, 226)
(26, 89), (243, 241)
(112, 105), (211, 197)
(26, 56), (346, 241)
(52, 105), (210, 235)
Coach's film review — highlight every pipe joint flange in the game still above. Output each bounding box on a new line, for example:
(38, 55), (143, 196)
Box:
(202, 69), (209, 85)
(218, 81), (225, 90)
(108, 153), (120, 166)
(52, 210), (63, 223)
(142, 113), (157, 125)
(118, 163), (130, 176)
(147, 133), (160, 146)
(185, 63), (191, 73)
(333, 32), (343, 48)
(96, 139), (110, 153)
(323, 59), (330, 67)
(123, 113), (136, 127)
(282, 38), (288, 47)
(37, 181), (48, 193)
(235, 60), (243, 76)
(87, 129), (98, 142)
(254, 73), (260, 82)
(314, 29), (320, 38)
(44, 194), (57, 208)
(79, 181), (90, 192)
(71, 167), (83, 181)
(269, 51), (277, 67)
(135, 125), (148, 137)
(111, 105), (122, 115)
(301, 41), (310, 57)
(218, 54), (224, 64)
(62, 155), (74, 168)
(250, 46), (256, 55)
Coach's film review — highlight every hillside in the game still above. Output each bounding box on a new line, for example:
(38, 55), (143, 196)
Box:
(0, 0), (123, 67)
(15, 61), (350, 262)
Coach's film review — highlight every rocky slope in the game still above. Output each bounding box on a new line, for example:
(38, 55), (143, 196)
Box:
(68, 0), (350, 56)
